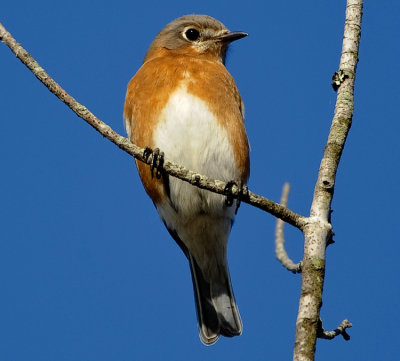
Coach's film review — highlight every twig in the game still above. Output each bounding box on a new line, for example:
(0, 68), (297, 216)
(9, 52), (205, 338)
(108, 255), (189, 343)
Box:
(275, 183), (302, 273)
(317, 318), (352, 341)
(0, 21), (306, 230)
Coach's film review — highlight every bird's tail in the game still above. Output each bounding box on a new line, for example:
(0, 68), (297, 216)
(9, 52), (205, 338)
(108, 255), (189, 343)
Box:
(188, 254), (242, 345)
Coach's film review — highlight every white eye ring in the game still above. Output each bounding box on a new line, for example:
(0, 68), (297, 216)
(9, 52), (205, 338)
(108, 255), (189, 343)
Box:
(183, 27), (200, 41)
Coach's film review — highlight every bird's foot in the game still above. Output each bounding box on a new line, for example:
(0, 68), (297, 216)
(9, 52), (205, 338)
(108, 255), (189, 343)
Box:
(143, 146), (164, 179)
(224, 180), (249, 213)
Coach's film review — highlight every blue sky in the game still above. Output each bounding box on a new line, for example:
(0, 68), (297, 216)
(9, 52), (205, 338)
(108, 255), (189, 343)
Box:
(1, 1), (399, 360)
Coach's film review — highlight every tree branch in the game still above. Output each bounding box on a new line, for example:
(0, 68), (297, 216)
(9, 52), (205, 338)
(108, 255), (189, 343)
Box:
(0, 21), (306, 230)
(275, 183), (302, 273)
(293, 1), (362, 360)
(317, 319), (352, 341)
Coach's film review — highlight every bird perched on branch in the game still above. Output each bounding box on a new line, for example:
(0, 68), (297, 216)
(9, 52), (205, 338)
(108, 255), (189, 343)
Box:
(124, 14), (250, 345)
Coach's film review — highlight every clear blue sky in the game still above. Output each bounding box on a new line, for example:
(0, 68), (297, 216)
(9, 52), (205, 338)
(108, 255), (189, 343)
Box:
(1, 1), (399, 360)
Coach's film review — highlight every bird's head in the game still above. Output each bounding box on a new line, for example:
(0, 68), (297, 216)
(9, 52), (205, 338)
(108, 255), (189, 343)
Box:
(144, 14), (247, 64)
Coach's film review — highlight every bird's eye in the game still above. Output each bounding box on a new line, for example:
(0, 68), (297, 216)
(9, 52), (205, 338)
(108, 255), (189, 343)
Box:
(185, 28), (200, 41)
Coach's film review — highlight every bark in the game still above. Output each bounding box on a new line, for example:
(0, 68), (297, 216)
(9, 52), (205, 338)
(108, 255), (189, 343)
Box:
(293, 1), (363, 360)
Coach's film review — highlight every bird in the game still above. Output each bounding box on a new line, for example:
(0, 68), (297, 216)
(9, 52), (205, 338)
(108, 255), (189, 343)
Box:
(123, 14), (250, 345)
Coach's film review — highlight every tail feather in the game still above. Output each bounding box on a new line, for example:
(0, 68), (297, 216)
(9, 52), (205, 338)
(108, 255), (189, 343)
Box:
(189, 254), (242, 345)
(164, 225), (242, 345)
(189, 256), (219, 345)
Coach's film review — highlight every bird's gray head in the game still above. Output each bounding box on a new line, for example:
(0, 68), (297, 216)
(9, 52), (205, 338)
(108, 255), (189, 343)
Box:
(144, 14), (247, 64)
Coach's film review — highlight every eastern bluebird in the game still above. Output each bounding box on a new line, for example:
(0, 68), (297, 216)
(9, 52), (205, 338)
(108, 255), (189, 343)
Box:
(124, 14), (250, 345)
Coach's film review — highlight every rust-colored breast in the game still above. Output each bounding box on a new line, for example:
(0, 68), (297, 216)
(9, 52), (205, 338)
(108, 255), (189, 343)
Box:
(123, 49), (250, 204)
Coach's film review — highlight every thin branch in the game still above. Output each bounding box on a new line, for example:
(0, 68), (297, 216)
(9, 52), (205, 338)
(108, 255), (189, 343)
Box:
(0, 21), (306, 230)
(275, 183), (302, 273)
(293, 1), (363, 360)
(317, 318), (352, 341)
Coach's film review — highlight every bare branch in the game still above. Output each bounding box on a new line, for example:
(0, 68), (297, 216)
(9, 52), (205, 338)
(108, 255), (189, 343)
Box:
(275, 183), (302, 273)
(0, 21), (306, 230)
(317, 318), (352, 341)
(293, 1), (363, 360)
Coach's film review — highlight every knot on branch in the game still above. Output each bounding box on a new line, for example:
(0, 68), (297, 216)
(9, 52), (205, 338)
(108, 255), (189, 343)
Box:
(191, 173), (201, 184)
(331, 69), (350, 91)
(321, 179), (334, 191)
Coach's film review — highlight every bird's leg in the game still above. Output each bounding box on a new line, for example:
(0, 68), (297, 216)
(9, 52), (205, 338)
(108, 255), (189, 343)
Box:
(224, 180), (249, 213)
(154, 149), (165, 179)
(143, 146), (165, 179)
(224, 181), (236, 207)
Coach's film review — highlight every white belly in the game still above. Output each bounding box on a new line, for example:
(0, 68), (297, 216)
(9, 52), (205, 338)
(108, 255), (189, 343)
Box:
(153, 84), (239, 272)
(154, 83), (239, 218)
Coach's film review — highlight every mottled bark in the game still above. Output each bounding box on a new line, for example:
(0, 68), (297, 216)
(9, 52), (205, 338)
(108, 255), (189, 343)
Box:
(293, 1), (363, 360)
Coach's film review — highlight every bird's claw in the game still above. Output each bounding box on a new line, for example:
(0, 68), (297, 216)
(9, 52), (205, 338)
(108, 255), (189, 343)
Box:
(143, 146), (164, 179)
(224, 181), (248, 213)
(224, 181), (236, 207)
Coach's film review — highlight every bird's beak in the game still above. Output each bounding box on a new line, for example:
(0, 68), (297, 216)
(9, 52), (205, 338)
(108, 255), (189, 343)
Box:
(216, 31), (248, 43)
